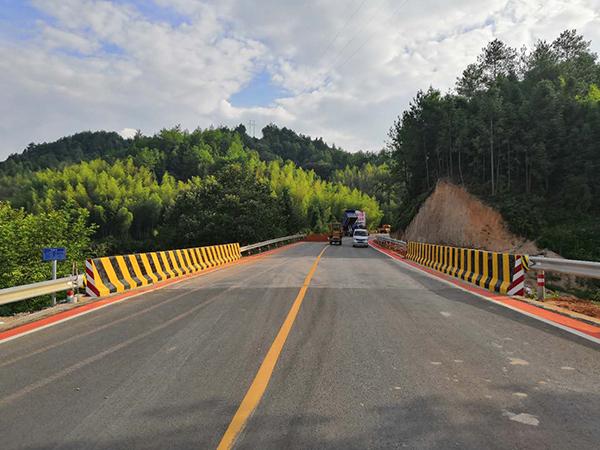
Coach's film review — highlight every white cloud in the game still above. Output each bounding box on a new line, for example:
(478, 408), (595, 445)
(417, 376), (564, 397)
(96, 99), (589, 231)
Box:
(1, 0), (599, 158)
(119, 128), (138, 139)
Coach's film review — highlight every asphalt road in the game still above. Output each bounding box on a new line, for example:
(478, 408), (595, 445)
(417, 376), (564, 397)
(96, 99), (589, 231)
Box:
(1, 242), (598, 449)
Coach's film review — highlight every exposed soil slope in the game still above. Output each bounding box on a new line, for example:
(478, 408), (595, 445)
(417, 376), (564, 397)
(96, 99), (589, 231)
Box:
(404, 180), (538, 254)
(401, 181), (600, 320)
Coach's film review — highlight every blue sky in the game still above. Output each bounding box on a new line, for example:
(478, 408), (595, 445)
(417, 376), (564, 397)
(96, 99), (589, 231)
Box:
(0, 0), (599, 158)
(230, 70), (289, 108)
(0, 0), (52, 39)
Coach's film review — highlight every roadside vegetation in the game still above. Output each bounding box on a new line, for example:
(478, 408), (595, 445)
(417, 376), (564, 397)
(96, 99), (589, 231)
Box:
(2, 28), (599, 310)
(387, 30), (600, 263)
(386, 29), (600, 302)
(0, 126), (382, 314)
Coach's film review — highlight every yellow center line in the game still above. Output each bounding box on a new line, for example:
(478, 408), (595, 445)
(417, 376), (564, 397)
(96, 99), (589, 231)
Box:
(216, 245), (328, 450)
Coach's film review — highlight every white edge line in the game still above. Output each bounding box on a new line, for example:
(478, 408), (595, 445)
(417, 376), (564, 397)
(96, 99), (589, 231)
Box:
(369, 243), (600, 346)
(0, 258), (250, 346)
(0, 244), (298, 345)
(0, 288), (153, 345)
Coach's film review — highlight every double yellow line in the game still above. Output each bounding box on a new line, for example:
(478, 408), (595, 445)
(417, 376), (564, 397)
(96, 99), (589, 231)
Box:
(217, 246), (327, 450)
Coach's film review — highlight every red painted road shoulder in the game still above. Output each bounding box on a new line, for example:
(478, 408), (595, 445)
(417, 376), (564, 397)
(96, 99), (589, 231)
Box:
(0, 242), (302, 344)
(370, 241), (600, 343)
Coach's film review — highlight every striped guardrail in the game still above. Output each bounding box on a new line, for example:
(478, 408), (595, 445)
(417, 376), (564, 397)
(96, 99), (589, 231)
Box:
(405, 242), (528, 296)
(373, 237), (528, 296)
(375, 236), (600, 300)
(86, 243), (241, 297)
(0, 235), (306, 306)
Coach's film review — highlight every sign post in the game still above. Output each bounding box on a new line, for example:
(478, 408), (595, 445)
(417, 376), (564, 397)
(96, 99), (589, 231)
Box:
(42, 248), (66, 306)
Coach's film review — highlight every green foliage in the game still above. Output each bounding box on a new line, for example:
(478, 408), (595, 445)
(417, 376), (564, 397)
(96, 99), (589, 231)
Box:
(7, 158), (185, 254)
(331, 160), (397, 224)
(260, 160), (383, 230)
(0, 131), (129, 174)
(388, 29), (600, 261)
(0, 106), (385, 317)
(162, 157), (384, 246)
(162, 165), (286, 246)
(0, 124), (384, 183)
(0, 202), (95, 315)
(248, 124), (384, 179)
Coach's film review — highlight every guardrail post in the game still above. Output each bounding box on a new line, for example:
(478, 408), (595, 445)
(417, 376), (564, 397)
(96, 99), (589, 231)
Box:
(537, 271), (545, 301)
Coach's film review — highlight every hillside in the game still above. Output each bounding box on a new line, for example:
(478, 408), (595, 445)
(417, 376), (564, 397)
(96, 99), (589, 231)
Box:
(0, 125), (384, 314)
(388, 30), (600, 263)
(0, 125), (382, 181)
(403, 181), (539, 254)
(0, 126), (383, 254)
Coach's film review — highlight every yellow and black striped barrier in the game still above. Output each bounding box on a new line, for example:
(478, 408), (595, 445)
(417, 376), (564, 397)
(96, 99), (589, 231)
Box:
(85, 243), (241, 297)
(406, 241), (529, 295)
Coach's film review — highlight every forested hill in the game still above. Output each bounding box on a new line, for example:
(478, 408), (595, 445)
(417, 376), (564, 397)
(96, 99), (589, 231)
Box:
(0, 124), (389, 313)
(0, 124), (382, 180)
(241, 124), (386, 179)
(0, 124), (384, 255)
(0, 131), (130, 173)
(388, 30), (600, 262)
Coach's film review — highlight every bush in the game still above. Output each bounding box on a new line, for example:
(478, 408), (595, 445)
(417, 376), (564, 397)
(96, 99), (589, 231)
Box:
(0, 202), (96, 315)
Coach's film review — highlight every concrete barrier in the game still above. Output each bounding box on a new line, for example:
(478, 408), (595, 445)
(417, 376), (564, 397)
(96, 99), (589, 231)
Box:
(406, 241), (529, 295)
(85, 243), (241, 297)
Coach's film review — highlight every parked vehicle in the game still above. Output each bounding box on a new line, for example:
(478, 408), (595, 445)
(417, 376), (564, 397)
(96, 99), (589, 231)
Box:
(342, 209), (366, 236)
(377, 224), (391, 234)
(328, 222), (343, 245)
(352, 228), (369, 247)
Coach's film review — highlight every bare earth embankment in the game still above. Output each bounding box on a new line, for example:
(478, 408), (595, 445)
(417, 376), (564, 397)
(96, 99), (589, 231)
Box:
(402, 180), (600, 320)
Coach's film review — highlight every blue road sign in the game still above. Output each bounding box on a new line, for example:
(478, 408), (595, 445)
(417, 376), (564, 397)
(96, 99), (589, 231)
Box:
(42, 247), (67, 261)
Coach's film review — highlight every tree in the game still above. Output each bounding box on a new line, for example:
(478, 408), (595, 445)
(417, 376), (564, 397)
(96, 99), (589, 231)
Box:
(162, 164), (285, 247)
(0, 202), (96, 314)
(387, 29), (600, 262)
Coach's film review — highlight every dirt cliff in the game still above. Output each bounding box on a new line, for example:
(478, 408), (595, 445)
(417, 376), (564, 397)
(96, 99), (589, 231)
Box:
(403, 180), (539, 254)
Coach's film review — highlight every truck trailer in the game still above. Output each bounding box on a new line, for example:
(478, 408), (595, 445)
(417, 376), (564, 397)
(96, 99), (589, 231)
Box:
(342, 209), (366, 236)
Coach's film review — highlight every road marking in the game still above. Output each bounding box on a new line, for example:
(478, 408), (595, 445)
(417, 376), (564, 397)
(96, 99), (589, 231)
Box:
(0, 289), (227, 407)
(440, 311), (451, 317)
(217, 246), (327, 450)
(508, 358), (529, 366)
(0, 242), (301, 345)
(369, 243), (600, 345)
(0, 263), (281, 367)
(503, 410), (539, 426)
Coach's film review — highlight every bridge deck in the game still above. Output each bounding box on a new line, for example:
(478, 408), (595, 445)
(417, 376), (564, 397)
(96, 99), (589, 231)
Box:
(1, 242), (598, 449)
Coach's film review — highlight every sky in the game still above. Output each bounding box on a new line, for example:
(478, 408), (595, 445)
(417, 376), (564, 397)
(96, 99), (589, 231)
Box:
(1, 0), (599, 159)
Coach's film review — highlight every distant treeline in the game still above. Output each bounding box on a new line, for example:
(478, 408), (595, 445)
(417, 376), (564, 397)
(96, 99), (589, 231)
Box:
(0, 124), (386, 180)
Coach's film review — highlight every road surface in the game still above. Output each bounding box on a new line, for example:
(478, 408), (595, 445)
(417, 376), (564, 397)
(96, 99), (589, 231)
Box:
(1, 242), (598, 449)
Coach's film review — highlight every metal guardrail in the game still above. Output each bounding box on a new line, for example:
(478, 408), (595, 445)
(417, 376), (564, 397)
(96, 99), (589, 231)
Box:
(529, 256), (600, 280)
(0, 275), (83, 307)
(374, 235), (407, 247)
(240, 234), (305, 253)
